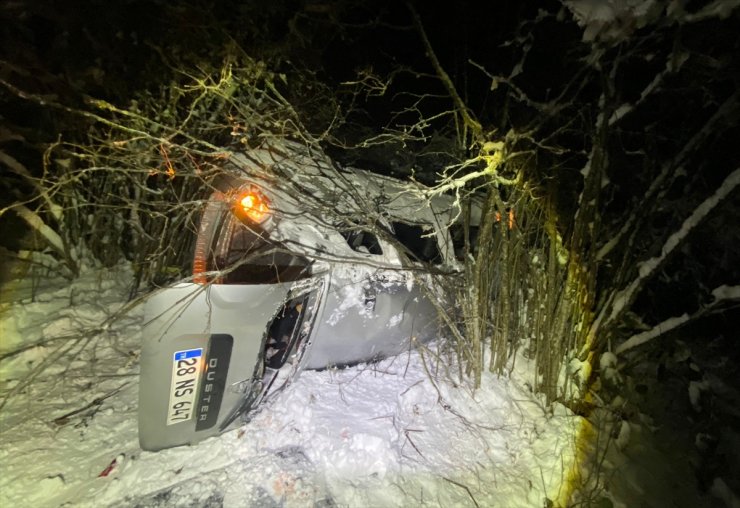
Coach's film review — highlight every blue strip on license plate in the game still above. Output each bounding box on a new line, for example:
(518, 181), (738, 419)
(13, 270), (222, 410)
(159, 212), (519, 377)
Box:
(174, 349), (203, 361)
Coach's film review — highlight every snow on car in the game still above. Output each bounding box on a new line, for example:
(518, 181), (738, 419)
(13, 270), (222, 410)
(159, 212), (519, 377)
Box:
(139, 142), (471, 450)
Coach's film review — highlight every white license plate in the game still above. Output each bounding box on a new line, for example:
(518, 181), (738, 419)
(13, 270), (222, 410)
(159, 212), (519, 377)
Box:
(166, 348), (203, 425)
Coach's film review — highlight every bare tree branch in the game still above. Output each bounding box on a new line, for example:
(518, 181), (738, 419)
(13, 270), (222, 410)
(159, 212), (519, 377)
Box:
(616, 285), (740, 355)
(591, 167), (740, 349)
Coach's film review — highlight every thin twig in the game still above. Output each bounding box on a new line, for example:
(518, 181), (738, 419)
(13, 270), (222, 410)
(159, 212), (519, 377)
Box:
(52, 382), (129, 425)
(441, 476), (480, 508)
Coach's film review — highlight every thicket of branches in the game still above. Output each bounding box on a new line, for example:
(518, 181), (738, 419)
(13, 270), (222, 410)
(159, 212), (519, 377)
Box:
(1, 1), (739, 406)
(1, 2), (346, 290)
(352, 2), (740, 402)
(551, 2), (740, 388)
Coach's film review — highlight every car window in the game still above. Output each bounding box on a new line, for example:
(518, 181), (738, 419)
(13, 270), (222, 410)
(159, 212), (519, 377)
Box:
(450, 224), (480, 260)
(211, 215), (312, 284)
(391, 222), (443, 264)
(340, 230), (383, 255)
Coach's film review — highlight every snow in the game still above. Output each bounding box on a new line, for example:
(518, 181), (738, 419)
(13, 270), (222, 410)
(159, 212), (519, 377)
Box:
(688, 379), (709, 413)
(0, 261), (581, 507)
(387, 313), (403, 328)
(615, 313), (690, 355)
(326, 281), (371, 326)
(565, 0), (740, 45)
(655, 168), (740, 272)
(710, 478), (740, 508)
(711, 285), (740, 302)
(684, 0), (740, 22)
(599, 351), (617, 371)
(614, 420), (631, 450)
(568, 356), (592, 388)
(608, 103), (632, 125)
(563, 0), (661, 44)
(599, 351), (621, 384)
(606, 48), (689, 127)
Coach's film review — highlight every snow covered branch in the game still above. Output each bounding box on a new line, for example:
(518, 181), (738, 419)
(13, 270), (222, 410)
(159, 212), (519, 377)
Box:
(422, 142), (518, 199)
(597, 167), (740, 342)
(682, 0), (740, 23)
(616, 285), (740, 355)
(598, 92), (739, 261)
(11, 204), (65, 255)
(607, 48), (688, 127)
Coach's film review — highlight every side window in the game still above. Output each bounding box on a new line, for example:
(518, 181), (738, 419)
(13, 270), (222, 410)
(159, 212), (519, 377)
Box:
(340, 230), (383, 255)
(391, 222), (443, 264)
(450, 224), (480, 260)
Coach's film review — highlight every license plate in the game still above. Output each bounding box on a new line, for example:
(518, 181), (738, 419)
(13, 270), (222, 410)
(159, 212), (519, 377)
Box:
(166, 348), (203, 425)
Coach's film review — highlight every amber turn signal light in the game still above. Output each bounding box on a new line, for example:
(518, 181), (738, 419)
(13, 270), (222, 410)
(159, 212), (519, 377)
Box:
(235, 187), (269, 223)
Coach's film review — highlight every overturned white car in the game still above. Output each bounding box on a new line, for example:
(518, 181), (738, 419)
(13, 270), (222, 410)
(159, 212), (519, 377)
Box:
(139, 142), (472, 451)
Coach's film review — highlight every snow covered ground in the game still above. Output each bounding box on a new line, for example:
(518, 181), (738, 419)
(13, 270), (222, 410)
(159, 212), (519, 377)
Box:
(0, 261), (582, 507)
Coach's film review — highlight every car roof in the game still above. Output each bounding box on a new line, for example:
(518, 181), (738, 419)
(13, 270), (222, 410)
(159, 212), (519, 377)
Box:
(224, 140), (472, 229)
